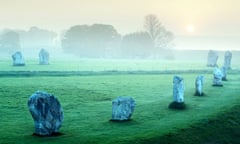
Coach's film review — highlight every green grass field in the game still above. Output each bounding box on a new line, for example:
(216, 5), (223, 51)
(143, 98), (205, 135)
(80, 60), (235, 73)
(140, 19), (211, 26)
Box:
(0, 59), (240, 144)
(2, 59), (239, 72)
(0, 60), (240, 143)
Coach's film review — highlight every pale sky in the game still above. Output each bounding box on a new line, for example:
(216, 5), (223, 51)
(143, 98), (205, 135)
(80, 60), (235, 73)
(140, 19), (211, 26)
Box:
(1, 0), (240, 50)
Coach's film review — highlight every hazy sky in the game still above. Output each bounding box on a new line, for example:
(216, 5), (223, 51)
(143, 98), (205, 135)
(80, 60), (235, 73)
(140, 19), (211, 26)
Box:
(1, 0), (240, 35)
(1, 0), (240, 50)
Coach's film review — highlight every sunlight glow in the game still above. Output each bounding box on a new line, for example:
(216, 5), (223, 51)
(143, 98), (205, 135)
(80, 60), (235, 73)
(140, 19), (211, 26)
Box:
(186, 24), (195, 33)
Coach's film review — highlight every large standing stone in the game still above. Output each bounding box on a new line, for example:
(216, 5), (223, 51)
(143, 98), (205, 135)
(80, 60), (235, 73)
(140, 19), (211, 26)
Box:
(28, 91), (63, 136)
(195, 75), (204, 96)
(12, 51), (25, 66)
(224, 51), (232, 70)
(221, 66), (228, 81)
(212, 67), (223, 87)
(169, 76), (186, 109)
(111, 96), (135, 121)
(207, 50), (218, 67)
(39, 49), (49, 65)
(173, 76), (184, 102)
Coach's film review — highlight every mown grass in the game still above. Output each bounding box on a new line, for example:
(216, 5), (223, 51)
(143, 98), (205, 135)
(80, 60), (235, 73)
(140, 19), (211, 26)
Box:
(0, 73), (240, 144)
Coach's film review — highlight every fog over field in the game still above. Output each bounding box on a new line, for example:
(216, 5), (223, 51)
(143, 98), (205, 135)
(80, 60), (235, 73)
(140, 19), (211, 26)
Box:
(0, 0), (240, 59)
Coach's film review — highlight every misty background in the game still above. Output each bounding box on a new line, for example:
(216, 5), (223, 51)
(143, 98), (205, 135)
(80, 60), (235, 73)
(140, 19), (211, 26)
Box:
(0, 22), (239, 63)
(0, 0), (240, 62)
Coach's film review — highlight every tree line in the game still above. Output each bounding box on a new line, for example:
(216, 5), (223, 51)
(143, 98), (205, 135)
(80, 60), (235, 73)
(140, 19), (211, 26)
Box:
(0, 14), (174, 59)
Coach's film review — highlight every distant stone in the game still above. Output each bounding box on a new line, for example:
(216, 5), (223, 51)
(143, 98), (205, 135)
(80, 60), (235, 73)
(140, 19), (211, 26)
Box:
(111, 96), (135, 121)
(169, 76), (186, 109)
(207, 50), (218, 67)
(39, 49), (49, 65)
(12, 51), (25, 66)
(28, 91), (63, 136)
(212, 67), (223, 87)
(224, 51), (232, 70)
(221, 66), (228, 81)
(195, 75), (204, 96)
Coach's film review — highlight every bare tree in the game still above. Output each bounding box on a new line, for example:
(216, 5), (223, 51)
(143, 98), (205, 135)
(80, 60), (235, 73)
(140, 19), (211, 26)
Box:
(144, 14), (174, 58)
(144, 14), (162, 45)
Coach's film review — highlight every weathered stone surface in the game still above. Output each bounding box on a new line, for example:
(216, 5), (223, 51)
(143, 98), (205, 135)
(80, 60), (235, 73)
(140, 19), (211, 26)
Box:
(39, 49), (49, 65)
(207, 50), (218, 67)
(111, 96), (135, 121)
(173, 76), (184, 103)
(28, 91), (63, 136)
(195, 75), (204, 96)
(12, 51), (25, 66)
(169, 76), (186, 109)
(224, 51), (232, 70)
(221, 66), (227, 81)
(213, 67), (223, 86)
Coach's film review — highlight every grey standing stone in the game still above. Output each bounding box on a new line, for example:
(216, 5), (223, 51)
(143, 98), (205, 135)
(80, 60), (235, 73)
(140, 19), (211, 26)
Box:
(12, 51), (25, 66)
(224, 51), (232, 70)
(207, 50), (218, 67)
(173, 76), (184, 103)
(195, 75), (204, 96)
(28, 91), (63, 136)
(221, 66), (227, 81)
(213, 67), (223, 86)
(169, 76), (186, 109)
(111, 96), (135, 121)
(39, 49), (49, 65)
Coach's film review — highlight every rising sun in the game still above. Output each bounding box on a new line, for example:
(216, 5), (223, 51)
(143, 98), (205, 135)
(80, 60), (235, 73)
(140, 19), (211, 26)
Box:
(186, 24), (195, 33)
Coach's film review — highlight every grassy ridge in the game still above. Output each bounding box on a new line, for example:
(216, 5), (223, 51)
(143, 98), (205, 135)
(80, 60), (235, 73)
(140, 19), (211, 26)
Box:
(0, 73), (240, 143)
(141, 104), (240, 144)
(0, 70), (215, 77)
(0, 59), (224, 72)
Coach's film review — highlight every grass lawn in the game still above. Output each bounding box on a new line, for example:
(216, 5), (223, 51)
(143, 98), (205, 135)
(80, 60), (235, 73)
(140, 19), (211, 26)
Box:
(0, 59), (222, 71)
(0, 72), (240, 144)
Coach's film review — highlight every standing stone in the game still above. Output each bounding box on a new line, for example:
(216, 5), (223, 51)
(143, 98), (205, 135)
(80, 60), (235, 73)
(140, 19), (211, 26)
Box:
(12, 51), (25, 66)
(195, 75), (204, 96)
(169, 76), (186, 109)
(212, 67), (223, 87)
(111, 96), (135, 121)
(39, 49), (49, 65)
(224, 51), (232, 70)
(207, 50), (218, 67)
(28, 91), (63, 136)
(221, 66), (227, 81)
(173, 76), (184, 102)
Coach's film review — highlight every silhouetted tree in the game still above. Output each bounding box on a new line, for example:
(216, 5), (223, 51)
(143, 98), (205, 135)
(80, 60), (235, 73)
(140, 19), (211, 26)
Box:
(144, 14), (162, 44)
(144, 14), (174, 58)
(62, 24), (121, 58)
(121, 31), (154, 58)
(0, 30), (20, 53)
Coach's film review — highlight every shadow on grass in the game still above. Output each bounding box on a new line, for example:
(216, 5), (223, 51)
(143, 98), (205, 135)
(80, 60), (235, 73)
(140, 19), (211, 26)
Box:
(168, 102), (186, 110)
(194, 92), (205, 96)
(108, 119), (140, 126)
(212, 84), (223, 87)
(32, 132), (64, 137)
(109, 119), (132, 123)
